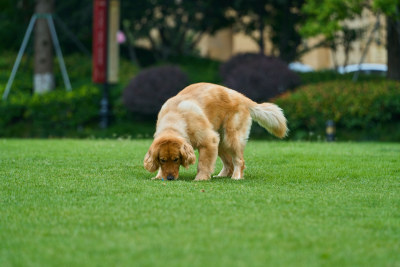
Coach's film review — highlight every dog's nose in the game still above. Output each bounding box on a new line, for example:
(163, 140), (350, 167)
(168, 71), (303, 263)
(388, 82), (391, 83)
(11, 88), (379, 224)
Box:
(167, 175), (175, 181)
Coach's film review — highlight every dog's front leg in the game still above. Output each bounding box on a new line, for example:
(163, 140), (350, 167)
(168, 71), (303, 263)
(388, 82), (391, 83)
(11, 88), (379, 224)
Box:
(195, 144), (218, 181)
(151, 168), (163, 180)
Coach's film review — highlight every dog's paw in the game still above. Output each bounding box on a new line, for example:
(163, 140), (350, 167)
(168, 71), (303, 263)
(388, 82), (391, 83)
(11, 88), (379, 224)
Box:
(194, 173), (210, 181)
(216, 167), (233, 177)
(231, 172), (244, 180)
(231, 166), (245, 180)
(151, 176), (163, 180)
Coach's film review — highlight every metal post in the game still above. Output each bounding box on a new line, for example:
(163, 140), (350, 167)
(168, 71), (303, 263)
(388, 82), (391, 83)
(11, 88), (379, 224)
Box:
(99, 0), (111, 129)
(2, 13), (73, 100)
(46, 14), (71, 91)
(99, 83), (110, 129)
(326, 120), (336, 142)
(2, 15), (37, 100)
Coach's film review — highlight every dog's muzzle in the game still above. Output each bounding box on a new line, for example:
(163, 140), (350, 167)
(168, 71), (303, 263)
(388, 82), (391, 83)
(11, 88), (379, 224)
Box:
(167, 175), (175, 181)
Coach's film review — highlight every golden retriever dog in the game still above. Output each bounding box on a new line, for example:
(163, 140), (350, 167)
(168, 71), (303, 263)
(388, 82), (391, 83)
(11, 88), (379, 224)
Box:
(144, 83), (287, 181)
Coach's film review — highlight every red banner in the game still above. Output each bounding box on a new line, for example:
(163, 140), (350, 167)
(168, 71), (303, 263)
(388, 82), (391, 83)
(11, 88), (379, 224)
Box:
(92, 0), (107, 83)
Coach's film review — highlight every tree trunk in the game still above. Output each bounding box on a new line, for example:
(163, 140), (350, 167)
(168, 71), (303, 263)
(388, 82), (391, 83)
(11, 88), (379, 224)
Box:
(34, 0), (54, 93)
(257, 16), (265, 55)
(387, 16), (400, 81)
(278, 4), (291, 62)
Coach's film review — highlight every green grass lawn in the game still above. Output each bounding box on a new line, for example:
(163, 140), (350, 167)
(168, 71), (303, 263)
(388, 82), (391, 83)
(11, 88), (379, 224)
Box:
(1, 139), (399, 266)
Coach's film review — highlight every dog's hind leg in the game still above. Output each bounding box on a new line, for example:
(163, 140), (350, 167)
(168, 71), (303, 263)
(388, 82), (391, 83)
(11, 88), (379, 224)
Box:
(224, 114), (252, 180)
(223, 134), (246, 180)
(231, 153), (245, 180)
(216, 148), (233, 177)
(195, 131), (219, 181)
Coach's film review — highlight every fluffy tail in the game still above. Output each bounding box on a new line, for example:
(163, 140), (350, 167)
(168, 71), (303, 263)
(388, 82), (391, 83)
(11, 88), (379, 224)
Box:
(249, 102), (288, 138)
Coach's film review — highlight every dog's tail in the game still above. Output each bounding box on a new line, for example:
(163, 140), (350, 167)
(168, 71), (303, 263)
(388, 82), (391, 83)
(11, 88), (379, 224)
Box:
(248, 102), (288, 138)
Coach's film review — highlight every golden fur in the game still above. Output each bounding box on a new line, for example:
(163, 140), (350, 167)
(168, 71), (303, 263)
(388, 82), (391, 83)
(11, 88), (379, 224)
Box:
(144, 83), (287, 181)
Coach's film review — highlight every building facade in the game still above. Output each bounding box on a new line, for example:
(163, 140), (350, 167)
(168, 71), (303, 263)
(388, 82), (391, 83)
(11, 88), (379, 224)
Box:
(197, 9), (387, 70)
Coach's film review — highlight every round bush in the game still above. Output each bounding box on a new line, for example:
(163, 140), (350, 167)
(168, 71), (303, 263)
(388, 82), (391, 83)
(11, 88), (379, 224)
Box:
(122, 65), (189, 115)
(220, 53), (300, 102)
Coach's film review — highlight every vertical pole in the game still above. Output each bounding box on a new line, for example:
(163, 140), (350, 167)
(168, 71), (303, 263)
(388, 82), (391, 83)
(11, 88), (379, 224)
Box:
(47, 15), (72, 91)
(99, 0), (110, 129)
(326, 120), (335, 142)
(2, 15), (37, 100)
(99, 82), (109, 129)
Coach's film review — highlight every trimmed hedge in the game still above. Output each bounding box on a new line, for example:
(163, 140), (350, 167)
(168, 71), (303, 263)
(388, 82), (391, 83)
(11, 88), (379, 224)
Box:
(298, 70), (386, 84)
(0, 85), (101, 137)
(274, 80), (400, 141)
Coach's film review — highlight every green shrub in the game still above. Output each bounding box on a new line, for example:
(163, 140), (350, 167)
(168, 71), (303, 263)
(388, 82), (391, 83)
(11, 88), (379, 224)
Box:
(298, 70), (386, 84)
(274, 80), (400, 141)
(0, 85), (101, 137)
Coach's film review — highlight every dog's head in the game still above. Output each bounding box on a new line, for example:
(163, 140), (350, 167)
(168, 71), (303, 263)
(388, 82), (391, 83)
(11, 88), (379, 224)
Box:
(144, 136), (196, 180)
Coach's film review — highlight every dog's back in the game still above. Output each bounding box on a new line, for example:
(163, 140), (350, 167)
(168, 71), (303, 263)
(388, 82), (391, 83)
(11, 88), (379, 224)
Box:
(157, 83), (287, 140)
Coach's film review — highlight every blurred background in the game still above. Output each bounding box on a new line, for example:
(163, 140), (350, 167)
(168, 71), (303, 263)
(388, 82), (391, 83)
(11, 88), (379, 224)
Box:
(0, 0), (399, 141)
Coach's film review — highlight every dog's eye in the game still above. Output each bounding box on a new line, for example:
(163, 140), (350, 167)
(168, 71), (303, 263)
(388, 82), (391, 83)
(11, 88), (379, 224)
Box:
(173, 158), (179, 162)
(160, 159), (166, 164)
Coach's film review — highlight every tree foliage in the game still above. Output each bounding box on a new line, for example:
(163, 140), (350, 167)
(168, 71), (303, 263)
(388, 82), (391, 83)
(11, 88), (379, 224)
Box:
(372, 0), (400, 17)
(0, 0), (35, 51)
(229, 0), (306, 62)
(301, 0), (400, 80)
(300, 0), (365, 38)
(122, 0), (231, 60)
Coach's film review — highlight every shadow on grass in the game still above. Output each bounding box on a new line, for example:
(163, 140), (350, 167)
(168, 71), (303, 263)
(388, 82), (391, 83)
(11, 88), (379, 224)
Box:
(154, 174), (252, 183)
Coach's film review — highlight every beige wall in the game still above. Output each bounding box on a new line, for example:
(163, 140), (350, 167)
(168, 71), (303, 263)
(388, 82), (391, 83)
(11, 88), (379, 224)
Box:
(197, 10), (387, 70)
(198, 28), (233, 61)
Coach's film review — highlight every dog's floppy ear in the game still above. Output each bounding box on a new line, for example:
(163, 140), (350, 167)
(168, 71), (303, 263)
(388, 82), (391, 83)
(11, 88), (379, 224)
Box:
(180, 142), (196, 169)
(144, 143), (159, 172)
